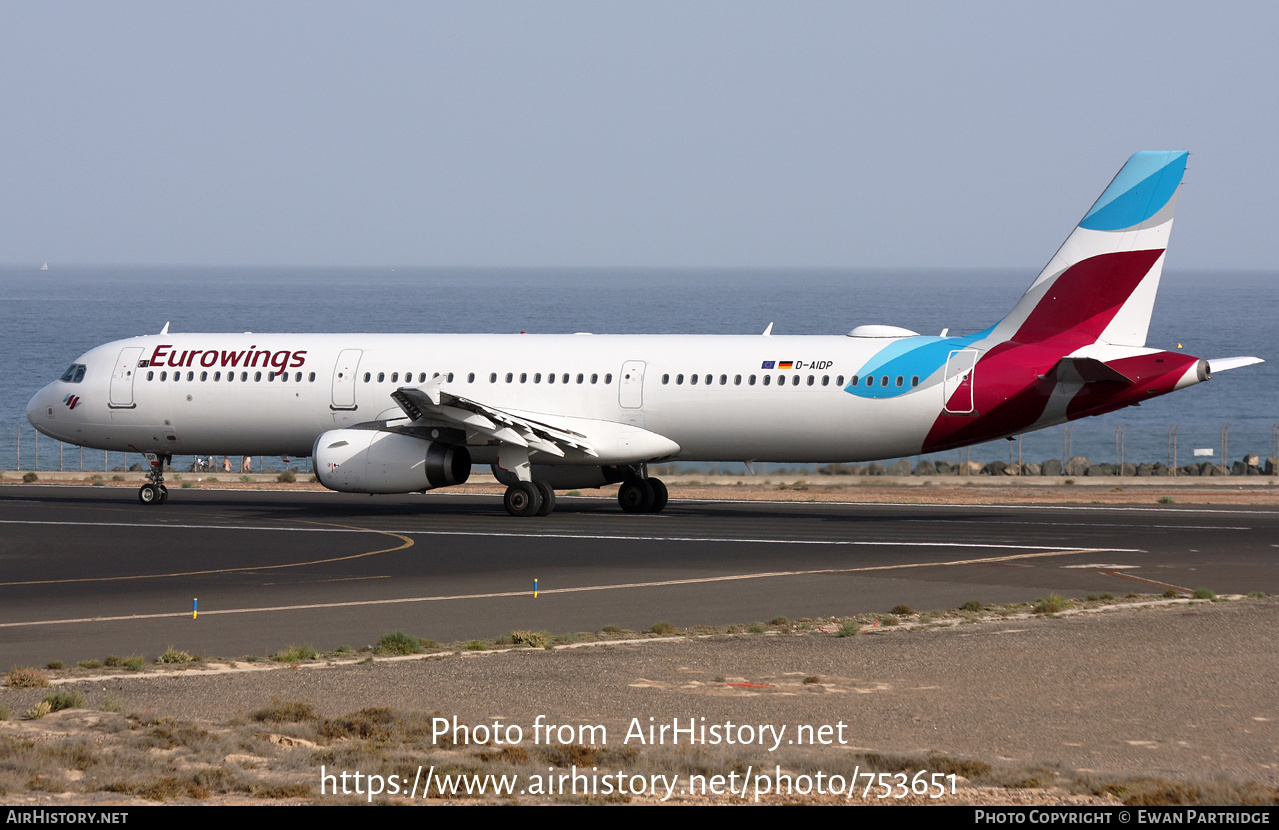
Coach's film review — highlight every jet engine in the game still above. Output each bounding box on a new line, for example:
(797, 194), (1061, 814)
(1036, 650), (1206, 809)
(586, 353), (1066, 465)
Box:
(314, 429), (470, 494)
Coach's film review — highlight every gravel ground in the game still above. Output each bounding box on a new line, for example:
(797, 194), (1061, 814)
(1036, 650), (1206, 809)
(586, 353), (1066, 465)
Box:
(3, 597), (1276, 805)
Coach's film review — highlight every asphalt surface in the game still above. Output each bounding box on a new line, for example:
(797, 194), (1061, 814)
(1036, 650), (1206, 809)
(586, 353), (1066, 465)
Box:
(2, 484), (1277, 666)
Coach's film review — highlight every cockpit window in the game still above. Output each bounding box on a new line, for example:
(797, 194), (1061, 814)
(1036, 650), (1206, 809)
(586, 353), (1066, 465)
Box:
(60, 364), (87, 383)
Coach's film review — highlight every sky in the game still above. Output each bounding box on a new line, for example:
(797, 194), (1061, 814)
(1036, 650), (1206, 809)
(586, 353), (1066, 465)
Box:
(2, 2), (1277, 270)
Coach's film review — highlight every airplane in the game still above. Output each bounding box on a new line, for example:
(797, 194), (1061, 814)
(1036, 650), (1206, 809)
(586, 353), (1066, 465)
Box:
(26, 151), (1264, 517)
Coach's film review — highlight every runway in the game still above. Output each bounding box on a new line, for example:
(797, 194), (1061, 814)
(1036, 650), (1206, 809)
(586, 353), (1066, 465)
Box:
(2, 484), (1277, 666)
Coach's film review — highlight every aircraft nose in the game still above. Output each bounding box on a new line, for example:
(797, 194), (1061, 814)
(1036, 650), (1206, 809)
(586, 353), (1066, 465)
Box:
(26, 389), (41, 426)
(26, 386), (52, 433)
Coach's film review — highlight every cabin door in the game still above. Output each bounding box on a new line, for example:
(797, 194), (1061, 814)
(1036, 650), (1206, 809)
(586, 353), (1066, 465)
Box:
(618, 360), (646, 409)
(942, 349), (978, 414)
(331, 349), (363, 410)
(109, 347), (143, 409)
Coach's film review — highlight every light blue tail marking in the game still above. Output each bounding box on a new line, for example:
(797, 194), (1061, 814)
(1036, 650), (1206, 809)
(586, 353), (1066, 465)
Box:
(1079, 151), (1187, 232)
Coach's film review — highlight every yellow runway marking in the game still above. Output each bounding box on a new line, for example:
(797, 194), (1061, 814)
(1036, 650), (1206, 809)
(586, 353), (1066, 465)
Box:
(0, 519), (413, 587)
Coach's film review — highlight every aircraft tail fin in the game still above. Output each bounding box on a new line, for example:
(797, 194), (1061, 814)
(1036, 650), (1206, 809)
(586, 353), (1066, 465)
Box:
(990, 151), (1189, 348)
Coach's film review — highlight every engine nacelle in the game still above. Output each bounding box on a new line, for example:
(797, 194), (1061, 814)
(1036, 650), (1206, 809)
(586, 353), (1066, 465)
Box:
(314, 429), (470, 494)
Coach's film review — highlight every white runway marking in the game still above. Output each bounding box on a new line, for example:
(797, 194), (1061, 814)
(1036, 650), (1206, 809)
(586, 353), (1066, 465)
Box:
(903, 518), (1249, 531)
(0, 518), (1145, 551)
(0, 547), (1118, 629)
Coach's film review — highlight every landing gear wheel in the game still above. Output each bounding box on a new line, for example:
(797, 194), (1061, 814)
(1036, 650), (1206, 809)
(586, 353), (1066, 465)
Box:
(533, 481), (556, 516)
(647, 478), (668, 513)
(157, 485), (169, 504)
(504, 481), (543, 517)
(618, 479), (655, 513)
(138, 484), (159, 505)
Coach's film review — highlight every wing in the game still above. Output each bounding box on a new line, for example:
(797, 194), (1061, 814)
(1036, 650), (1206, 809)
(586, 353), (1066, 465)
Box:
(390, 379), (598, 459)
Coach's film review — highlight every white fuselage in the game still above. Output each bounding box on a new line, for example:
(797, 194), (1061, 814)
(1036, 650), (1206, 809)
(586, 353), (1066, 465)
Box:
(28, 331), (952, 465)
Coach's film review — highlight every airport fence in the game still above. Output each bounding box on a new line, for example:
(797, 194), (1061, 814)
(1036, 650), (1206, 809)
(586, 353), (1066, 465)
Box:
(5, 423), (312, 476)
(6, 421), (1279, 478)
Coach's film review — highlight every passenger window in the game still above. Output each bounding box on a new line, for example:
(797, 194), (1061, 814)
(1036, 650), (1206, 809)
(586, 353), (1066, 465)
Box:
(662, 374), (670, 384)
(821, 375), (829, 386)
(377, 372), (385, 383)
(506, 373), (513, 383)
(490, 373), (497, 383)
(448, 373), (454, 382)
(836, 375), (844, 386)
(534, 373), (542, 383)
(520, 373), (528, 383)
(676, 374), (684, 385)
(254, 371), (262, 382)
(364, 372), (371, 382)
(749, 375), (756, 385)
(240, 372), (248, 381)
(547, 373), (555, 384)
(704, 374), (712, 385)
(147, 371), (155, 381)
(467, 373), (475, 383)
(763, 375), (771, 386)
(576, 373), (584, 384)
(896, 376), (903, 387)
(734, 375), (741, 385)
(200, 371), (208, 381)
(791, 375), (799, 386)
(851, 375), (859, 386)
(160, 371), (167, 381)
(605, 374), (612, 384)
(591, 374), (598, 384)
(562, 373), (569, 384)
(690, 374), (698, 385)
(185, 371), (193, 381)
(880, 376), (888, 387)
(391, 373), (399, 383)
(807, 375), (814, 386)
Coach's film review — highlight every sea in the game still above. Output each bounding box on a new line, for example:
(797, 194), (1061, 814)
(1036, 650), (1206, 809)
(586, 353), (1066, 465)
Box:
(2, 265), (1275, 474)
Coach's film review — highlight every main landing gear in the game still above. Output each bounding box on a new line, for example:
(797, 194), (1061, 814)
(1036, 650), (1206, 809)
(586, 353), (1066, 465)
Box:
(618, 477), (668, 514)
(138, 452), (170, 506)
(499, 475), (668, 517)
(503, 480), (556, 518)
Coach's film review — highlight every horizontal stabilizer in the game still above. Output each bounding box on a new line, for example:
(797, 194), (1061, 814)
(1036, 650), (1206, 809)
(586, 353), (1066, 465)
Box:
(1207, 356), (1265, 374)
(1051, 357), (1134, 385)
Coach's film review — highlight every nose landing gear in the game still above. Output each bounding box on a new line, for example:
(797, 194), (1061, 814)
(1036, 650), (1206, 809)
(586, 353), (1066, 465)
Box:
(138, 453), (171, 506)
